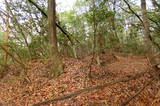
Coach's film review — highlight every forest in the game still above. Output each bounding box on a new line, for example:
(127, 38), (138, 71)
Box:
(0, 0), (160, 105)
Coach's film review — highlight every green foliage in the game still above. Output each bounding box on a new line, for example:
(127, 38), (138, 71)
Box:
(6, 42), (30, 59)
(29, 35), (49, 57)
(0, 0), (160, 65)
(122, 39), (146, 54)
(0, 32), (4, 41)
(85, 5), (113, 24)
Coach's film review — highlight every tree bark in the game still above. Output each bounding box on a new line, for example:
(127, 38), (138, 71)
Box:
(141, 0), (152, 43)
(3, 1), (9, 64)
(48, 0), (63, 77)
(112, 0), (120, 44)
(92, 0), (101, 65)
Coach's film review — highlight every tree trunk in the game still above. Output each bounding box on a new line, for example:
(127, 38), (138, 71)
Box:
(3, 0), (9, 64)
(48, 0), (63, 77)
(3, 30), (9, 64)
(92, 0), (101, 65)
(111, 0), (120, 44)
(141, 0), (151, 44)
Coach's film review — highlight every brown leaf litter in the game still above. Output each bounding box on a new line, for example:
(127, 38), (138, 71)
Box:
(0, 53), (160, 106)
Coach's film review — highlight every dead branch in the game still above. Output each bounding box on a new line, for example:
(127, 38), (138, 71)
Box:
(32, 72), (147, 106)
(119, 78), (155, 106)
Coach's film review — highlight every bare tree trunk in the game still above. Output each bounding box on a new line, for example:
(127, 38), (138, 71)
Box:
(92, 0), (101, 65)
(48, 0), (63, 77)
(3, 0), (9, 64)
(111, 0), (120, 44)
(141, 0), (152, 44)
(72, 45), (77, 58)
(3, 30), (9, 64)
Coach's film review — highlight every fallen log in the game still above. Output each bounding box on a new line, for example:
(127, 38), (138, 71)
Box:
(32, 72), (147, 106)
(119, 77), (155, 106)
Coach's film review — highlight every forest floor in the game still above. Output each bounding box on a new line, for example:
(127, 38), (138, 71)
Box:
(0, 52), (160, 106)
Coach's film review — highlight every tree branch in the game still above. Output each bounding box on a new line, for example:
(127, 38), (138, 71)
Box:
(119, 78), (155, 106)
(123, 0), (160, 50)
(118, 5), (160, 28)
(151, 0), (160, 9)
(27, 0), (77, 45)
(123, 0), (144, 24)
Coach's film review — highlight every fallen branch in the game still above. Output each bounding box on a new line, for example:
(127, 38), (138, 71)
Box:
(32, 72), (147, 106)
(119, 78), (155, 106)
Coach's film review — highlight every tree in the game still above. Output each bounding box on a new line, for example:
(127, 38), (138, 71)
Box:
(48, 0), (63, 77)
(141, 0), (151, 44)
(3, 0), (10, 64)
(151, 0), (160, 9)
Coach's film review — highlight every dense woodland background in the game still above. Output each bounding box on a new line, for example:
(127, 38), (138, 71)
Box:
(0, 0), (160, 105)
